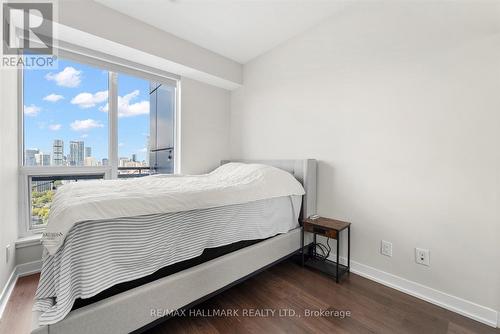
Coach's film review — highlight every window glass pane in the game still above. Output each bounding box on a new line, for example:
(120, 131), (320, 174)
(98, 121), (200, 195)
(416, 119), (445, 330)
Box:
(116, 73), (150, 177)
(30, 174), (104, 228)
(117, 74), (175, 177)
(23, 58), (109, 166)
(150, 83), (175, 174)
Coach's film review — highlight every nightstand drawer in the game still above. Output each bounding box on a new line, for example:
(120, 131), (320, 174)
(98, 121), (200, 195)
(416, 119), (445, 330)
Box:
(303, 223), (337, 239)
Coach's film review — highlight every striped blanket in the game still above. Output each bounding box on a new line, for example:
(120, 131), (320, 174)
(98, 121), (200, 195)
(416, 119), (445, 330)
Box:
(34, 196), (301, 325)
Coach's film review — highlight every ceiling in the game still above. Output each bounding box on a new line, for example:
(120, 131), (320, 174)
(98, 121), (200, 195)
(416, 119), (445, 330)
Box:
(95, 0), (347, 64)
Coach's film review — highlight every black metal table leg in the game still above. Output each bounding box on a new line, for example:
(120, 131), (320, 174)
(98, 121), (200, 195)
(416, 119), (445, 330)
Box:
(313, 233), (317, 257)
(301, 226), (305, 266)
(336, 235), (340, 283)
(347, 226), (351, 273)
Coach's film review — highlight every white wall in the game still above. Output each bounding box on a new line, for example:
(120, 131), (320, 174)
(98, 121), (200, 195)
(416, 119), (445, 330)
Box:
(231, 2), (500, 313)
(0, 68), (19, 292)
(180, 78), (231, 174)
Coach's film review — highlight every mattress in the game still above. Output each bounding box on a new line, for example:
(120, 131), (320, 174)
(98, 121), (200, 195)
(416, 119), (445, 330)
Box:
(34, 195), (301, 326)
(43, 163), (305, 255)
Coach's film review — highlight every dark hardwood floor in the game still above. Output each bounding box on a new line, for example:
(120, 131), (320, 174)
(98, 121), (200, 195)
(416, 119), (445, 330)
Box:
(1, 262), (498, 334)
(146, 261), (499, 334)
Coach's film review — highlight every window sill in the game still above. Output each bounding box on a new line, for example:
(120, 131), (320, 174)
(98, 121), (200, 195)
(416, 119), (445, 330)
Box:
(15, 234), (42, 249)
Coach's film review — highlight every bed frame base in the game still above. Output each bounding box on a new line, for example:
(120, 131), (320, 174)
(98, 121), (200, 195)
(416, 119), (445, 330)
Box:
(133, 241), (305, 333)
(32, 228), (313, 334)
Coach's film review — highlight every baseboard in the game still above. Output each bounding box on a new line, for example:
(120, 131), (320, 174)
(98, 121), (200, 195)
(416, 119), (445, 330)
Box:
(338, 258), (499, 328)
(0, 260), (42, 320)
(17, 260), (43, 277)
(0, 268), (17, 320)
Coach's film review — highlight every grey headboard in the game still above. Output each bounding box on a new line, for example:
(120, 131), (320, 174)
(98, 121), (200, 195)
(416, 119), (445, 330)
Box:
(221, 159), (317, 220)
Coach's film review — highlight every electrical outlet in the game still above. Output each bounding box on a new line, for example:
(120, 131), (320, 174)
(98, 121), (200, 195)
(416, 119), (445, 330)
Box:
(381, 240), (392, 257)
(415, 248), (430, 266)
(5, 244), (12, 263)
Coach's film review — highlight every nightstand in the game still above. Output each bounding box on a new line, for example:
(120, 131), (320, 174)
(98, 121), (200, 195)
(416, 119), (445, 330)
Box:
(301, 217), (351, 283)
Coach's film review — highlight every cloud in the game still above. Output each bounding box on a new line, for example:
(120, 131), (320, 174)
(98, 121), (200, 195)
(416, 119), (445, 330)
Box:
(81, 134), (88, 138)
(118, 142), (125, 147)
(48, 124), (62, 131)
(139, 147), (147, 153)
(100, 90), (149, 118)
(24, 104), (41, 116)
(70, 119), (104, 131)
(71, 90), (108, 108)
(43, 94), (64, 102)
(45, 67), (82, 88)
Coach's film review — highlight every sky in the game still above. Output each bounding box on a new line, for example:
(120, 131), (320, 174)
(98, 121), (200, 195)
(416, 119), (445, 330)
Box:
(24, 58), (151, 162)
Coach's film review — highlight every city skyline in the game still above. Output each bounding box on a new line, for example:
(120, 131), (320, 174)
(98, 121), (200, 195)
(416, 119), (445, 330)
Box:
(25, 138), (148, 167)
(23, 58), (151, 163)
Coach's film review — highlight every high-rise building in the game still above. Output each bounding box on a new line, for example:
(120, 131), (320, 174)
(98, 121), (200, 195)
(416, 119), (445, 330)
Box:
(84, 156), (97, 166)
(85, 147), (92, 158)
(35, 152), (51, 166)
(69, 141), (84, 166)
(102, 158), (109, 166)
(119, 157), (130, 167)
(52, 139), (64, 166)
(149, 83), (175, 174)
(131, 153), (137, 162)
(25, 149), (39, 166)
(145, 136), (150, 166)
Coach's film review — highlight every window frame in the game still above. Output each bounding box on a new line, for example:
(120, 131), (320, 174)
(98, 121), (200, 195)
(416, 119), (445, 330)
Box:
(18, 46), (181, 237)
(20, 168), (109, 234)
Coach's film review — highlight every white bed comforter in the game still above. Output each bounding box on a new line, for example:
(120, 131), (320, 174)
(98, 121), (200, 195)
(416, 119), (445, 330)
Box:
(42, 163), (305, 255)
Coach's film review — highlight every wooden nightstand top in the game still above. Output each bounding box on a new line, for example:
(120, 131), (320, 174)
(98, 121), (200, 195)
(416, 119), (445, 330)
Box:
(303, 217), (351, 231)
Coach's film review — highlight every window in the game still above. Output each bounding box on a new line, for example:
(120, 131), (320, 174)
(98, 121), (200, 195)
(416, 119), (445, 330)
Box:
(148, 82), (175, 174)
(30, 174), (104, 228)
(23, 59), (109, 167)
(117, 73), (152, 177)
(116, 75), (176, 177)
(21, 53), (177, 233)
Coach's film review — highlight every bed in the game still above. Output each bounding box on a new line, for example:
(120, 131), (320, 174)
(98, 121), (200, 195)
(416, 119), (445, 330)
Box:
(31, 159), (317, 334)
